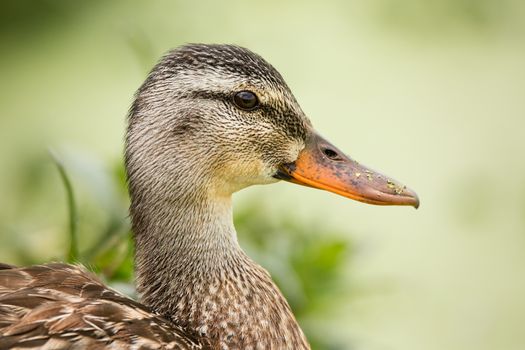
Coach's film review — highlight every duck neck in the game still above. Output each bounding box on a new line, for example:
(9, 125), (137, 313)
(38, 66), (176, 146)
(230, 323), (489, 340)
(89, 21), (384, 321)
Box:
(130, 187), (310, 349)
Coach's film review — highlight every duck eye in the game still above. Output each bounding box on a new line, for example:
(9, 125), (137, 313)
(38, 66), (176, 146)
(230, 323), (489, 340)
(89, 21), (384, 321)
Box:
(233, 91), (259, 111)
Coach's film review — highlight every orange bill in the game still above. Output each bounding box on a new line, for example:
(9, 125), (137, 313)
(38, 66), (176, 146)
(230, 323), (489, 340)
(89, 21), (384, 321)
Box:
(275, 132), (420, 208)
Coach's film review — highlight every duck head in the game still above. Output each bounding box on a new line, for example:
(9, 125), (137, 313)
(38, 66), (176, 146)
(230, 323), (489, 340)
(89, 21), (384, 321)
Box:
(127, 44), (419, 208)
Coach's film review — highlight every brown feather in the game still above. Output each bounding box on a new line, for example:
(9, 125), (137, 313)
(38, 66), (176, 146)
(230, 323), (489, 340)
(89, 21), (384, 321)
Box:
(0, 264), (206, 349)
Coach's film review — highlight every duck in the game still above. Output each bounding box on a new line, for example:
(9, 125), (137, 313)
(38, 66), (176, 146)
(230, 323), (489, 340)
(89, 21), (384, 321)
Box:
(0, 44), (419, 350)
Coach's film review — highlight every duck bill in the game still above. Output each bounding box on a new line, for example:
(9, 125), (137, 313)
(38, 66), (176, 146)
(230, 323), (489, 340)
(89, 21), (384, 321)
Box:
(275, 133), (420, 208)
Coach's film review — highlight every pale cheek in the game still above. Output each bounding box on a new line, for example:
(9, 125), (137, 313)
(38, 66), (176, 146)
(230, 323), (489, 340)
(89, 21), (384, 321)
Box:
(241, 159), (277, 185)
(211, 159), (272, 194)
(283, 140), (305, 164)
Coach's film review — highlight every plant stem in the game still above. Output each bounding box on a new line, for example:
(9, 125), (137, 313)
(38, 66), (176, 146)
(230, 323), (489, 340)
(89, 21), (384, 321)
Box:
(50, 150), (79, 263)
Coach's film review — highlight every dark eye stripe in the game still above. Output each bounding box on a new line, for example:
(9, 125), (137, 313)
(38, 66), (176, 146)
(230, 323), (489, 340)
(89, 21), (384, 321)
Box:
(233, 91), (259, 111)
(188, 91), (260, 111)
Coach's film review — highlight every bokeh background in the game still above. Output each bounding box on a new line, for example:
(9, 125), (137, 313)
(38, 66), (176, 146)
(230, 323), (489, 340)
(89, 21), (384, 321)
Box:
(1, 1), (524, 349)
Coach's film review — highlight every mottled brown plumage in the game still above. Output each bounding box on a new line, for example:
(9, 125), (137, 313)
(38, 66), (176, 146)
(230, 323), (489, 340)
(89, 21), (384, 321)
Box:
(0, 263), (205, 349)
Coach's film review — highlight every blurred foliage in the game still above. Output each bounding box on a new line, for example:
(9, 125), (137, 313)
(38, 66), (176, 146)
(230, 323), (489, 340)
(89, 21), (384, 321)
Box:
(0, 1), (101, 47)
(372, 0), (514, 35)
(4, 151), (352, 350)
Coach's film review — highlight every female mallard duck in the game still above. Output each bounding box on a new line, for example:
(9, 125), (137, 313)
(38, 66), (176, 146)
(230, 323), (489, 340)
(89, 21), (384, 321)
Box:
(0, 44), (418, 349)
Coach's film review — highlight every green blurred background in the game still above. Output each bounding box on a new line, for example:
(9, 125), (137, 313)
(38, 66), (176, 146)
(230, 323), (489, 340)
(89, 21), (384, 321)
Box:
(1, 1), (524, 349)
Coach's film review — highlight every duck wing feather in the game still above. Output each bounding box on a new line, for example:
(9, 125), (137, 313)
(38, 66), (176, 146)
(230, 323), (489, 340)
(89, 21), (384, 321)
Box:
(0, 263), (208, 350)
